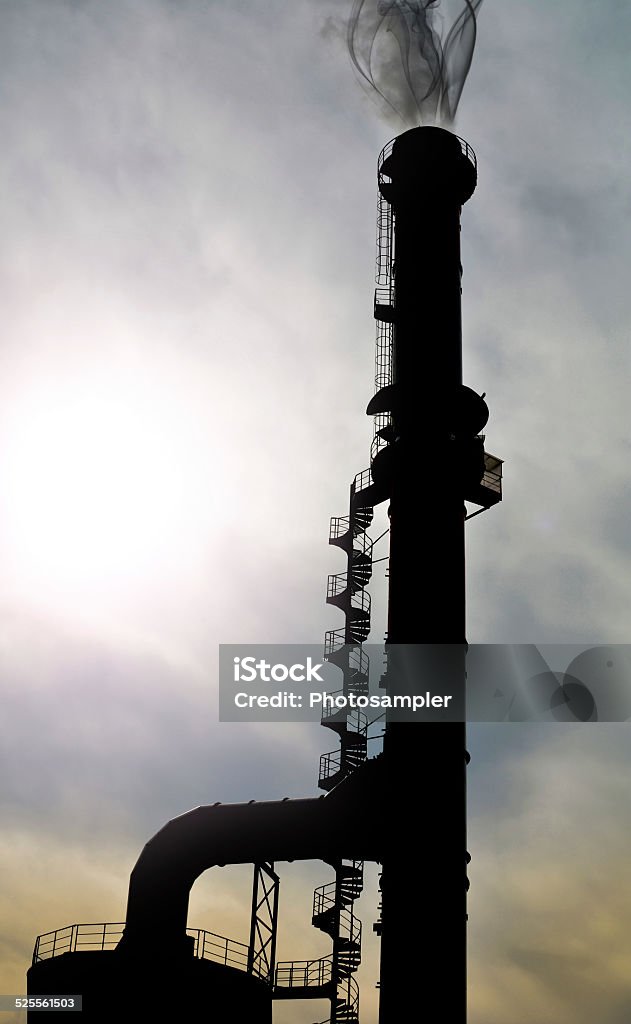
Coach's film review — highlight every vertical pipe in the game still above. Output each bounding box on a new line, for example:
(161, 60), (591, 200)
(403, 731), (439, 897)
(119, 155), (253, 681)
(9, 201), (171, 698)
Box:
(377, 127), (475, 1024)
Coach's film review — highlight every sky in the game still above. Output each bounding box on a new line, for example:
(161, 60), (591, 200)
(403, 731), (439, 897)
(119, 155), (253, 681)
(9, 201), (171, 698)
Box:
(0, 1), (631, 1022)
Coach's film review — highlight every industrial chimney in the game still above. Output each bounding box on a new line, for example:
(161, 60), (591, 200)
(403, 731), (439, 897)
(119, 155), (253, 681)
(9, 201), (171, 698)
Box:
(369, 125), (493, 1024)
(26, 126), (501, 1024)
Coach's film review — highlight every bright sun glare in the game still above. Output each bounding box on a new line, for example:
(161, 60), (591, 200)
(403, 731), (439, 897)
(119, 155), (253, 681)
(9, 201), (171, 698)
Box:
(0, 358), (215, 610)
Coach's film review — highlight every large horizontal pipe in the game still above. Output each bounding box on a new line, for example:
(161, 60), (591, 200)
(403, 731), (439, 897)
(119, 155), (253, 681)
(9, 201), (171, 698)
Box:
(118, 758), (382, 956)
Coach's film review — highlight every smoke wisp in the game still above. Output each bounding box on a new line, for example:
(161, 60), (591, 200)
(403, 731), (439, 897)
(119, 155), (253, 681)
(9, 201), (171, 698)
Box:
(347, 0), (483, 126)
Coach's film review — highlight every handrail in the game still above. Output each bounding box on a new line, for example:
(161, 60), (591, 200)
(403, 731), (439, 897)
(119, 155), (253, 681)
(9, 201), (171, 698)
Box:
(326, 575), (371, 615)
(325, 627), (372, 657)
(482, 455), (502, 493)
(378, 132), (477, 177)
(311, 884), (361, 947)
(329, 515), (350, 542)
(374, 319), (393, 392)
(319, 748), (343, 781)
(33, 919), (360, 999)
(351, 590), (370, 616)
(352, 468), (372, 497)
(33, 922), (125, 962)
(323, 636), (370, 682)
(374, 284), (393, 309)
(32, 922), (257, 977)
(275, 956), (333, 989)
(458, 135), (477, 170)
(327, 536), (374, 575)
(327, 572), (348, 599)
(352, 533), (373, 566)
(324, 629), (346, 659)
(187, 927), (251, 975)
(348, 645), (369, 681)
(377, 137), (395, 177)
(319, 744), (366, 784)
(342, 974), (360, 1016)
(376, 189), (394, 286)
(313, 888), (362, 946)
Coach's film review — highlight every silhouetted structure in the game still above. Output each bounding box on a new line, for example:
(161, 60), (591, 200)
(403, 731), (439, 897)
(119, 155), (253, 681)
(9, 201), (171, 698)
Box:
(27, 126), (501, 1023)
(371, 125), (495, 1024)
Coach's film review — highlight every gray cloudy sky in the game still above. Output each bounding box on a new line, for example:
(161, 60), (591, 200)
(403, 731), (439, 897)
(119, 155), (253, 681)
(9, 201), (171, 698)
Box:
(1, 2), (631, 1022)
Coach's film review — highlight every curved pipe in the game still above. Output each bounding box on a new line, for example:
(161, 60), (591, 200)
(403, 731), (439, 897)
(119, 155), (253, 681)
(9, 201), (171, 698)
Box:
(119, 758), (382, 956)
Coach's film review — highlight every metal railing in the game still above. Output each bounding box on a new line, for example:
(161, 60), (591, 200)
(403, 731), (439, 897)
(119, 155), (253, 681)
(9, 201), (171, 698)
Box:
(320, 700), (368, 734)
(372, 304), (395, 466)
(329, 515), (350, 542)
(313, 867), (363, 912)
(311, 886), (362, 953)
(325, 613), (371, 650)
(340, 908), (362, 951)
(378, 132), (477, 181)
(457, 134), (477, 171)
(319, 747), (344, 784)
(327, 572), (348, 600)
(350, 589), (370, 618)
(371, 414), (393, 464)
(340, 974), (360, 1022)
(323, 636), (370, 682)
(377, 138), (395, 204)
(348, 645), (369, 683)
(352, 531), (373, 562)
(33, 923), (259, 978)
(482, 454), (502, 494)
(374, 284), (394, 313)
(324, 629), (346, 660)
(374, 319), (393, 392)
(308, 977), (359, 1024)
(330, 511), (374, 547)
(327, 573), (373, 607)
(376, 189), (394, 286)
(187, 928), (251, 975)
(319, 745), (368, 788)
(313, 887), (362, 949)
(352, 468), (372, 498)
(275, 956), (333, 990)
(33, 923), (125, 962)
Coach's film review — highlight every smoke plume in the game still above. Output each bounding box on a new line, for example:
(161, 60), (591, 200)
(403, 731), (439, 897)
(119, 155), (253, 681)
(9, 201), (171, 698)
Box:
(347, 0), (483, 126)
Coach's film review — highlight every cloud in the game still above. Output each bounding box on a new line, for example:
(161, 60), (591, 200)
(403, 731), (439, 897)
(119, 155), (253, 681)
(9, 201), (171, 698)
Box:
(0, 611), (325, 846)
(468, 725), (631, 1023)
(1, 2), (631, 1021)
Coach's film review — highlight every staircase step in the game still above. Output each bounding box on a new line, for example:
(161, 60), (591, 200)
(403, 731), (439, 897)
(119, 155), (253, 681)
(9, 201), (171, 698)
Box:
(349, 568), (372, 592)
(340, 869), (363, 886)
(339, 885), (363, 902)
(339, 745), (367, 761)
(342, 735), (368, 751)
(312, 911), (337, 938)
(339, 885), (362, 901)
(352, 507), (374, 533)
(337, 940), (361, 954)
(334, 1012), (358, 1024)
(335, 963), (360, 980)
